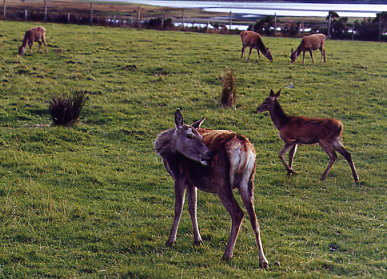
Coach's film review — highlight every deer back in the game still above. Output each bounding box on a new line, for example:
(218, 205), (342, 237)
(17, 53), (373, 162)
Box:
(280, 116), (343, 144)
(300, 34), (326, 51)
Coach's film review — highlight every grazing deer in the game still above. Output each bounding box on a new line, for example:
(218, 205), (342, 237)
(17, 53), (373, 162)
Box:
(18, 26), (48, 56)
(290, 33), (326, 63)
(240, 31), (273, 62)
(154, 109), (268, 268)
(256, 90), (359, 182)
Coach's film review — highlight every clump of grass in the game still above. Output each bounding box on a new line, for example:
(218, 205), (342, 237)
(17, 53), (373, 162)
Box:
(220, 68), (236, 108)
(48, 91), (88, 126)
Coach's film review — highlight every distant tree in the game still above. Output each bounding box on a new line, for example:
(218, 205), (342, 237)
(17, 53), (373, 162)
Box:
(326, 11), (339, 21)
(331, 17), (349, 39)
(354, 18), (379, 41)
(253, 16), (275, 36)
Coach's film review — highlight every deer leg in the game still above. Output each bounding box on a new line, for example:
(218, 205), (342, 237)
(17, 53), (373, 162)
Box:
(322, 49), (326, 63)
(37, 41), (42, 53)
(334, 143), (359, 182)
(218, 189), (244, 260)
(288, 144), (298, 169)
(239, 182), (268, 269)
(257, 49), (261, 58)
(309, 50), (314, 63)
(320, 143), (337, 181)
(247, 47), (253, 62)
(241, 46), (245, 59)
(166, 179), (186, 247)
(279, 143), (298, 175)
(42, 35), (48, 54)
(187, 184), (202, 245)
(28, 42), (33, 53)
(302, 51), (305, 63)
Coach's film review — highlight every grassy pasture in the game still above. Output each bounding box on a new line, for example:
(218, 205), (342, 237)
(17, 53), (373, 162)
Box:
(0, 21), (386, 278)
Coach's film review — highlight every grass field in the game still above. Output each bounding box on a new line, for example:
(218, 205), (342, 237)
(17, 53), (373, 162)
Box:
(0, 21), (386, 278)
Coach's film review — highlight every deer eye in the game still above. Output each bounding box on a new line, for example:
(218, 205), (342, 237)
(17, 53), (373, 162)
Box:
(186, 134), (194, 139)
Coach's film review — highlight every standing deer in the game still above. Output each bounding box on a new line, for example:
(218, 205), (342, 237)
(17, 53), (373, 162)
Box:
(256, 89), (359, 182)
(18, 26), (48, 56)
(154, 109), (268, 269)
(290, 33), (326, 63)
(240, 31), (273, 62)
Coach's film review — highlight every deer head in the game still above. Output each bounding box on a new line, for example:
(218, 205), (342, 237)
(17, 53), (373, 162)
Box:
(257, 89), (281, 112)
(290, 48), (297, 63)
(173, 109), (212, 166)
(265, 48), (273, 62)
(18, 46), (26, 56)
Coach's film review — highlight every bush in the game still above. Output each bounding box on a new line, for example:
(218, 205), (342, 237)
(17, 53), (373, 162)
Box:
(220, 69), (236, 108)
(48, 91), (88, 126)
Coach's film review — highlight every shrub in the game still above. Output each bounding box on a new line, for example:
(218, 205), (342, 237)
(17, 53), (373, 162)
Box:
(220, 69), (236, 108)
(48, 91), (88, 126)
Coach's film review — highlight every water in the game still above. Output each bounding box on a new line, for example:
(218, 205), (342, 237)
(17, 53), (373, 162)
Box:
(112, 1), (387, 18)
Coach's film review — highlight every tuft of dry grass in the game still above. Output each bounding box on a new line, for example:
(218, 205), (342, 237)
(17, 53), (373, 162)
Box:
(220, 68), (236, 108)
(48, 91), (88, 126)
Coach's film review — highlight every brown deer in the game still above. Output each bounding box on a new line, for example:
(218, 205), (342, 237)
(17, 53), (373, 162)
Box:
(240, 31), (273, 62)
(256, 89), (359, 182)
(18, 26), (48, 56)
(154, 109), (268, 269)
(290, 33), (326, 63)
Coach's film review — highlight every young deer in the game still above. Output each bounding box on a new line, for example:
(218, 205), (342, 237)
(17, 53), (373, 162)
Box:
(240, 31), (273, 62)
(154, 109), (268, 268)
(18, 26), (48, 56)
(257, 90), (359, 182)
(290, 33), (326, 63)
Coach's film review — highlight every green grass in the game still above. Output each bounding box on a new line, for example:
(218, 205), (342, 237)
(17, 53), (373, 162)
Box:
(0, 21), (386, 278)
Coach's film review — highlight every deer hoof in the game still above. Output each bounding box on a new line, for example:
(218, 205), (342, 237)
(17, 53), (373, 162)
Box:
(259, 260), (269, 270)
(287, 169), (298, 176)
(165, 240), (175, 247)
(221, 254), (233, 261)
(193, 240), (203, 246)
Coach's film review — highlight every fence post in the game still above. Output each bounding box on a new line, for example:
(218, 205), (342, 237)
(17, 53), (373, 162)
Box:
(67, 12), (70, 23)
(378, 15), (382, 42)
(2, 0), (6, 20)
(327, 14), (331, 39)
(90, 2), (93, 25)
(274, 12), (277, 36)
(182, 9), (184, 29)
(44, 0), (48, 22)
(229, 10), (232, 32)
(24, 9), (28, 20)
(136, 6), (140, 22)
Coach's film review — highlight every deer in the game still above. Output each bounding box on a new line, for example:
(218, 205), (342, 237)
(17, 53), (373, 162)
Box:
(154, 109), (268, 269)
(18, 26), (48, 56)
(290, 33), (326, 64)
(256, 89), (359, 182)
(240, 31), (273, 62)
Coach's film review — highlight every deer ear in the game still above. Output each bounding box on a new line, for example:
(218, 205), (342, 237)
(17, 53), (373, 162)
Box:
(275, 89), (282, 98)
(191, 117), (205, 129)
(269, 89), (275, 97)
(175, 108), (184, 129)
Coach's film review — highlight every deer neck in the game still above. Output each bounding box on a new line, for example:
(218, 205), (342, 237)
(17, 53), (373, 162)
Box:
(257, 40), (268, 56)
(21, 38), (29, 48)
(269, 101), (289, 130)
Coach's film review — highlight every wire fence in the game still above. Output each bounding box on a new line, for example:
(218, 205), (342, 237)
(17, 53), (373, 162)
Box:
(1, 1), (386, 41)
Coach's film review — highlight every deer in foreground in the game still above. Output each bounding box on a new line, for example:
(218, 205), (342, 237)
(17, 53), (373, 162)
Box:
(154, 109), (268, 269)
(18, 26), (48, 56)
(256, 89), (359, 182)
(290, 33), (326, 63)
(240, 31), (273, 62)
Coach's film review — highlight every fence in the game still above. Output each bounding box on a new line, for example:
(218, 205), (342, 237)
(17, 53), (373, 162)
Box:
(1, 0), (385, 41)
